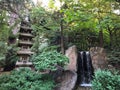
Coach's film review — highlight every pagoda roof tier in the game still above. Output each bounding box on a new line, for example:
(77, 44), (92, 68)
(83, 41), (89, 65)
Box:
(19, 33), (34, 37)
(20, 26), (32, 30)
(18, 41), (33, 45)
(16, 61), (32, 66)
(17, 50), (34, 55)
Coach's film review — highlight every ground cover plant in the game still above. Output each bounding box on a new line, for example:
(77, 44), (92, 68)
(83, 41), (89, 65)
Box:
(0, 68), (55, 90)
(92, 69), (120, 90)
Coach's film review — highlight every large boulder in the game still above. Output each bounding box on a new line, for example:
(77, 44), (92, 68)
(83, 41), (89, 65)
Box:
(54, 70), (77, 90)
(54, 45), (78, 90)
(0, 67), (3, 72)
(65, 45), (78, 72)
(90, 47), (108, 70)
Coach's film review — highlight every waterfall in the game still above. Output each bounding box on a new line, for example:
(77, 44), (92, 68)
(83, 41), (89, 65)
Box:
(77, 51), (94, 87)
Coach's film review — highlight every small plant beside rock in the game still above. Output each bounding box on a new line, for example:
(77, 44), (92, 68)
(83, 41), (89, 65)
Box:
(92, 69), (120, 90)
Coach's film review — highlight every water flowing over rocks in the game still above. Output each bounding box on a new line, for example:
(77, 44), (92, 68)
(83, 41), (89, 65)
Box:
(54, 46), (108, 90)
(77, 51), (94, 85)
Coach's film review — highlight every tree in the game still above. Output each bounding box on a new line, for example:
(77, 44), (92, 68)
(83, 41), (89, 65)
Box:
(60, 0), (120, 50)
(0, 0), (33, 20)
(30, 6), (60, 53)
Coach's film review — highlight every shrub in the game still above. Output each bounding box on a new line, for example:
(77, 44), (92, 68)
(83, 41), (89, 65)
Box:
(107, 49), (120, 65)
(0, 56), (5, 68)
(0, 45), (19, 70)
(31, 50), (69, 71)
(4, 46), (19, 71)
(92, 69), (120, 90)
(0, 68), (55, 90)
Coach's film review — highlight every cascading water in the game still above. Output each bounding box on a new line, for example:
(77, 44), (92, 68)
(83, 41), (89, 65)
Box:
(77, 51), (94, 87)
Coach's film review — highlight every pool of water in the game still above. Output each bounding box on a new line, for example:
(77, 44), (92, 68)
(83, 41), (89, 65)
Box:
(80, 83), (92, 87)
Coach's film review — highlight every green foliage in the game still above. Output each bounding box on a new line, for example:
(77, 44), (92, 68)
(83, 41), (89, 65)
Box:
(4, 45), (19, 70)
(30, 6), (60, 53)
(31, 6), (59, 33)
(0, 44), (18, 70)
(66, 28), (99, 51)
(0, 56), (5, 67)
(92, 69), (120, 90)
(42, 46), (60, 52)
(0, 68), (55, 90)
(0, 42), (8, 56)
(61, 0), (120, 50)
(0, 10), (9, 56)
(32, 50), (69, 71)
(0, 10), (19, 69)
(107, 49), (120, 64)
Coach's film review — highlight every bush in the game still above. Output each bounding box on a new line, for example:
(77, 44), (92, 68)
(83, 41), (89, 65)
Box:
(0, 56), (5, 68)
(4, 46), (19, 71)
(31, 50), (69, 71)
(0, 68), (55, 90)
(92, 69), (120, 90)
(107, 49), (120, 65)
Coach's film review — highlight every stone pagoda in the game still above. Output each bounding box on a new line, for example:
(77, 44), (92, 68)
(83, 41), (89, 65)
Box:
(16, 21), (34, 67)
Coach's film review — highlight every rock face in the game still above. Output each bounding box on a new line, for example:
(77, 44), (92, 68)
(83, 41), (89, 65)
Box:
(54, 70), (77, 90)
(0, 68), (3, 72)
(65, 45), (78, 72)
(54, 45), (78, 90)
(90, 47), (108, 70)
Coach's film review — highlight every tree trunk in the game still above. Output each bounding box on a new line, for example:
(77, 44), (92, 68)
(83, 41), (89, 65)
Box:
(107, 26), (113, 49)
(114, 30), (118, 46)
(60, 18), (64, 54)
(99, 30), (104, 47)
(109, 31), (113, 48)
